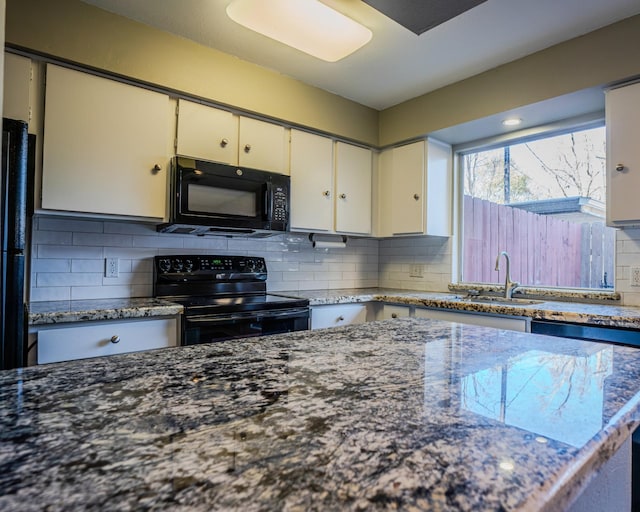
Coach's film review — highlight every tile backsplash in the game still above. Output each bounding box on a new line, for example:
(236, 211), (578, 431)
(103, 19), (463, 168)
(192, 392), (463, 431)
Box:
(30, 215), (637, 305)
(29, 216), (380, 302)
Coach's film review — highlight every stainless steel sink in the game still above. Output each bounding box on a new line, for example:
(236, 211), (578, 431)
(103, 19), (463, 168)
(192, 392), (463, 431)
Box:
(459, 296), (544, 306)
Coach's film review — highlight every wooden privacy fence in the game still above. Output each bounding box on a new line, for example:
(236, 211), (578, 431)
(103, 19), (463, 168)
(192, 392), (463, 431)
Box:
(463, 195), (615, 289)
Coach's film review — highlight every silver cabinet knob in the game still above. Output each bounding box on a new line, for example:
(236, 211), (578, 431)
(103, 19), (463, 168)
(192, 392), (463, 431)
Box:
(391, 313), (398, 319)
(220, 138), (229, 148)
(339, 193), (347, 199)
(110, 335), (121, 344)
(244, 144), (252, 153)
(323, 190), (331, 197)
(337, 316), (344, 322)
(413, 194), (420, 200)
(152, 164), (162, 173)
(616, 164), (625, 172)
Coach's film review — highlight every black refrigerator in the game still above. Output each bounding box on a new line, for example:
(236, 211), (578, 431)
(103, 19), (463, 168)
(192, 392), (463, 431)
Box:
(1, 118), (29, 370)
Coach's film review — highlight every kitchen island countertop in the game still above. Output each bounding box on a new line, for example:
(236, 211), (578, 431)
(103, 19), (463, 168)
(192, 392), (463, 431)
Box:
(2, 317), (640, 510)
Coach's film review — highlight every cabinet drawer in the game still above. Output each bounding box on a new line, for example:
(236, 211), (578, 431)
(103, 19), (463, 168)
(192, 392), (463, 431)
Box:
(382, 304), (411, 320)
(310, 304), (367, 330)
(37, 318), (178, 364)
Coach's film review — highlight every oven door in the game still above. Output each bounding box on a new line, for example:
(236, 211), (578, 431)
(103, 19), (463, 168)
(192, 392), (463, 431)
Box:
(183, 307), (309, 345)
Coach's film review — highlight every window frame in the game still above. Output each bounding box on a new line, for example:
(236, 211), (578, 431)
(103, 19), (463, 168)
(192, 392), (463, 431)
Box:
(453, 114), (610, 290)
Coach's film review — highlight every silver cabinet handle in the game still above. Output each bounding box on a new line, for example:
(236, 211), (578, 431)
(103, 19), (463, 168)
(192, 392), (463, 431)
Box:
(220, 138), (229, 148)
(413, 194), (420, 200)
(339, 193), (347, 199)
(337, 316), (344, 322)
(323, 190), (331, 197)
(152, 164), (162, 172)
(110, 335), (121, 344)
(244, 144), (252, 153)
(391, 313), (398, 319)
(616, 164), (625, 172)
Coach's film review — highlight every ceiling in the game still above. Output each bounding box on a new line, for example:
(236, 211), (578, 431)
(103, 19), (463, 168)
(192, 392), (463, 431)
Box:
(79, 0), (640, 144)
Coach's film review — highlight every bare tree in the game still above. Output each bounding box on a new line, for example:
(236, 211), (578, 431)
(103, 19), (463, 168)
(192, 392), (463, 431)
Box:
(523, 131), (606, 201)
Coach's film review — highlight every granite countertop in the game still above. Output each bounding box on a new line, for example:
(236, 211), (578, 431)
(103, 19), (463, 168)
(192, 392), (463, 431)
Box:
(295, 287), (640, 329)
(2, 318), (640, 510)
(28, 298), (184, 325)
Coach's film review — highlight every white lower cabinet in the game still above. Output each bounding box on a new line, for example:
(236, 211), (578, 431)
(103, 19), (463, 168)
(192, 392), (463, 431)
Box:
(310, 304), (367, 330)
(381, 304), (411, 320)
(37, 317), (179, 364)
(414, 307), (530, 332)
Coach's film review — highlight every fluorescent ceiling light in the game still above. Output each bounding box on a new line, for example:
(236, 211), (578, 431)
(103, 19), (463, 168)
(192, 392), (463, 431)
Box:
(226, 0), (373, 62)
(502, 118), (522, 127)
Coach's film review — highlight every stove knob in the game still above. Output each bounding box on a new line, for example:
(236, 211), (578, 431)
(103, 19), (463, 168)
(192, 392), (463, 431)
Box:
(255, 260), (265, 271)
(184, 259), (194, 272)
(171, 259), (184, 272)
(158, 258), (171, 273)
(246, 260), (256, 271)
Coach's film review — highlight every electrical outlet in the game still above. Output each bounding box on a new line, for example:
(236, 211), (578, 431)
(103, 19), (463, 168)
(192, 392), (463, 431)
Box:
(105, 258), (119, 278)
(631, 266), (640, 287)
(409, 264), (424, 278)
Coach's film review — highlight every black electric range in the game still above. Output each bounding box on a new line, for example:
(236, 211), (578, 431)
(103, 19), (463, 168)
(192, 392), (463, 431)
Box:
(153, 255), (309, 345)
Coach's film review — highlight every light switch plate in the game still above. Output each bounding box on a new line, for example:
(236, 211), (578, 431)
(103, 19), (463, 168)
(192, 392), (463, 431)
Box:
(631, 266), (640, 287)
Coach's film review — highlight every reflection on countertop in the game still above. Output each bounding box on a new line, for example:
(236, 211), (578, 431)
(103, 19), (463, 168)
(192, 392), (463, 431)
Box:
(1, 318), (640, 510)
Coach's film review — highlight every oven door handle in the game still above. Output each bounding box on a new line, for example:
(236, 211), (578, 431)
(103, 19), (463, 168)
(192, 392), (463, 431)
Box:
(187, 308), (308, 324)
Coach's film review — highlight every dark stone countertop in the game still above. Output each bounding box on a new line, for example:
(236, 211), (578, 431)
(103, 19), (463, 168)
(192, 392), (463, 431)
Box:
(2, 318), (640, 510)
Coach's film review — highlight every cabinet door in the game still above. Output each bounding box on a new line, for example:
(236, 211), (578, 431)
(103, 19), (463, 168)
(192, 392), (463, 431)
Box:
(3, 53), (31, 123)
(414, 308), (529, 332)
(425, 139), (452, 236)
(606, 83), (640, 225)
(42, 65), (170, 218)
(335, 142), (372, 234)
(310, 304), (367, 330)
(391, 141), (425, 234)
(176, 99), (238, 164)
(37, 317), (178, 364)
(238, 116), (288, 174)
(377, 148), (394, 237)
(290, 129), (333, 231)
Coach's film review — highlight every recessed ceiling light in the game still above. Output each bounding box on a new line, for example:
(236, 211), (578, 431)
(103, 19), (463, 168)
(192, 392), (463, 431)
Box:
(502, 118), (522, 127)
(226, 0), (373, 63)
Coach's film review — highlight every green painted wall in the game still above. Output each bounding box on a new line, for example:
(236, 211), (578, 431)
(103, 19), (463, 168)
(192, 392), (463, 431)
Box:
(5, 0), (379, 146)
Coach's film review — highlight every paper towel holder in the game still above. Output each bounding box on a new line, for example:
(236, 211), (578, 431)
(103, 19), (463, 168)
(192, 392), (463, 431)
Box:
(309, 233), (348, 249)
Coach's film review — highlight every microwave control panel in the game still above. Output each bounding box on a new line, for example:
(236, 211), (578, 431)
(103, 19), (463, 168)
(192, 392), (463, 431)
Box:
(272, 184), (288, 223)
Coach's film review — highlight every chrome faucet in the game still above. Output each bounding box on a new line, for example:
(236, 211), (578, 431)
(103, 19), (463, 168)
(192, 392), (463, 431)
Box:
(495, 251), (519, 299)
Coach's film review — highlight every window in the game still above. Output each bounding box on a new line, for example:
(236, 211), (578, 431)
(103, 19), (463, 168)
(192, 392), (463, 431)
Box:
(460, 124), (614, 290)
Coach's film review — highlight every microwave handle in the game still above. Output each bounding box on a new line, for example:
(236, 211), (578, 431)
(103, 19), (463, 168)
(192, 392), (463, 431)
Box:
(264, 182), (274, 220)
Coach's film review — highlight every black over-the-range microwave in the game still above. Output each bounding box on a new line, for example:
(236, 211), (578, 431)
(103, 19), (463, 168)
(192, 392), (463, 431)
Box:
(157, 157), (290, 237)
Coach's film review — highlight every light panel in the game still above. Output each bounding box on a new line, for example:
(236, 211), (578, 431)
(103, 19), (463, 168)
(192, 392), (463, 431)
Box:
(226, 0), (372, 62)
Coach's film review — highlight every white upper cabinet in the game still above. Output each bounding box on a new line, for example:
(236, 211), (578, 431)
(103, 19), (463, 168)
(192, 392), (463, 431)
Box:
(42, 64), (170, 219)
(378, 139), (452, 237)
(335, 142), (372, 235)
(390, 141), (425, 235)
(290, 129), (334, 231)
(290, 134), (372, 235)
(3, 53), (32, 123)
(238, 116), (288, 174)
(176, 98), (238, 164)
(606, 82), (640, 226)
(176, 99), (288, 174)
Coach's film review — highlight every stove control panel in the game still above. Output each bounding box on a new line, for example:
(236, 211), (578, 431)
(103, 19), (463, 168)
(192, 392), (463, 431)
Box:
(154, 255), (267, 276)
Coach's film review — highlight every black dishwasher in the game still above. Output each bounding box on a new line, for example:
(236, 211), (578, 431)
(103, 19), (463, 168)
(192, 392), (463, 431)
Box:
(531, 320), (640, 511)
